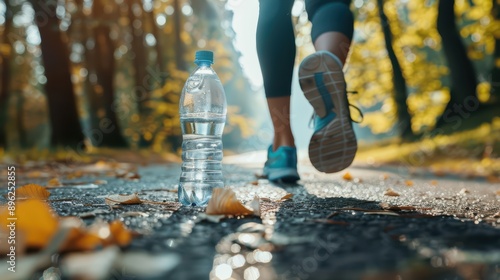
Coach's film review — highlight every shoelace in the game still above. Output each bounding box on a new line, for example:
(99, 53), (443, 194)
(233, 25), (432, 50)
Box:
(308, 90), (364, 128)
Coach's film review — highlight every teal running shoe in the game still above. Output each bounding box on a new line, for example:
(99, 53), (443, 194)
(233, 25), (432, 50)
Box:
(263, 146), (300, 183)
(299, 51), (358, 173)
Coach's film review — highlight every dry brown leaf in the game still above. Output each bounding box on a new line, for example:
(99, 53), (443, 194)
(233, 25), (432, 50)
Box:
(205, 188), (253, 216)
(364, 211), (400, 216)
(342, 172), (353, 181)
(109, 220), (132, 246)
(250, 181), (258, 186)
(487, 175), (500, 183)
(380, 203), (416, 211)
(384, 188), (400, 197)
(0, 199), (59, 249)
(280, 193), (293, 201)
(12, 184), (51, 200)
(66, 171), (83, 179)
(430, 180), (438, 186)
(47, 178), (62, 188)
(247, 196), (261, 217)
(94, 180), (108, 185)
(495, 190), (500, 196)
(405, 180), (414, 187)
(105, 194), (143, 206)
(116, 172), (141, 180)
(459, 188), (470, 195)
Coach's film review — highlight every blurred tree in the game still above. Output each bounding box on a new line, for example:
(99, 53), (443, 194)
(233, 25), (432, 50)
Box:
(0, 0), (12, 148)
(435, 0), (479, 129)
(128, 0), (153, 147)
(490, 0), (500, 104)
(29, 0), (84, 148)
(173, 0), (186, 71)
(377, 0), (413, 139)
(84, 0), (128, 147)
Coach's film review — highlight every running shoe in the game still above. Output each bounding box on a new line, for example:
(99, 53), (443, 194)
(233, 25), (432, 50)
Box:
(298, 51), (357, 173)
(263, 145), (300, 183)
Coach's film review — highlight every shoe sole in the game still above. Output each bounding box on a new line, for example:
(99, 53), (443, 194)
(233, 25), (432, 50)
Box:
(299, 51), (357, 173)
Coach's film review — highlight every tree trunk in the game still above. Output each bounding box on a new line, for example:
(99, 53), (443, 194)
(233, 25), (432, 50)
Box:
(30, 0), (84, 148)
(0, 1), (13, 148)
(86, 0), (128, 147)
(144, 7), (165, 78)
(489, 0), (500, 104)
(435, 0), (479, 128)
(173, 0), (186, 71)
(377, 0), (414, 139)
(128, 0), (154, 147)
(128, 0), (149, 113)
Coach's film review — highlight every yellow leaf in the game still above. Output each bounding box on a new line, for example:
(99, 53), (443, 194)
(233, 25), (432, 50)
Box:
(280, 193), (293, 201)
(47, 178), (62, 188)
(342, 172), (353, 181)
(206, 188), (253, 216)
(105, 194), (143, 206)
(108, 220), (132, 247)
(384, 188), (400, 197)
(15, 184), (51, 200)
(0, 199), (59, 249)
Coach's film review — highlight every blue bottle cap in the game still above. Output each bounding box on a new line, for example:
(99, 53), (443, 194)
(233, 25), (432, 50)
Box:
(195, 50), (214, 66)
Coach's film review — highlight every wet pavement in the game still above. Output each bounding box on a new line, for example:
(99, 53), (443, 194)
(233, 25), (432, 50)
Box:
(3, 152), (500, 280)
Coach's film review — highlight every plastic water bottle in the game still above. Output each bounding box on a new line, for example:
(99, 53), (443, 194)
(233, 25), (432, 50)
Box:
(178, 50), (227, 206)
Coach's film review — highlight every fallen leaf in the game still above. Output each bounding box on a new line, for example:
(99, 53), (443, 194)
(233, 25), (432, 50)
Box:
(250, 181), (258, 186)
(310, 219), (349, 225)
(247, 196), (261, 217)
(66, 171), (83, 179)
(433, 170), (446, 177)
(0, 199), (58, 249)
(342, 172), (353, 181)
(380, 203), (416, 211)
(78, 209), (111, 218)
(109, 220), (132, 246)
(405, 180), (414, 187)
(94, 180), (108, 185)
(487, 175), (500, 183)
(364, 211), (400, 216)
(117, 172), (141, 180)
(13, 184), (51, 200)
(280, 193), (293, 201)
(380, 174), (389, 180)
(459, 188), (470, 195)
(121, 211), (149, 218)
(326, 212), (339, 218)
(430, 180), (438, 186)
(206, 188), (253, 216)
(47, 178), (62, 188)
(384, 188), (400, 197)
(105, 193), (143, 206)
(495, 190), (500, 196)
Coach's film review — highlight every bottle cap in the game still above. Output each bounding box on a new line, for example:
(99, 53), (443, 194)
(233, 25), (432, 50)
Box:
(195, 50), (214, 66)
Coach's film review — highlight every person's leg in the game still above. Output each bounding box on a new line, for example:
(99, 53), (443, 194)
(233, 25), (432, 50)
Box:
(307, 0), (354, 62)
(256, 0), (296, 151)
(299, 0), (357, 173)
(257, 0), (300, 182)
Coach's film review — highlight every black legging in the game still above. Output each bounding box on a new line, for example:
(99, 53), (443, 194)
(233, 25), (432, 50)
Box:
(257, 0), (353, 98)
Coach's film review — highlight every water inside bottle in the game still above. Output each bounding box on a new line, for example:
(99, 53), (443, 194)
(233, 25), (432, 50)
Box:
(179, 116), (225, 206)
